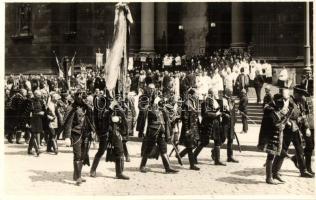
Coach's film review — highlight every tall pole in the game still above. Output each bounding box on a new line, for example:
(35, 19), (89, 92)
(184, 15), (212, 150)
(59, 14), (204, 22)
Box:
(304, 2), (311, 69)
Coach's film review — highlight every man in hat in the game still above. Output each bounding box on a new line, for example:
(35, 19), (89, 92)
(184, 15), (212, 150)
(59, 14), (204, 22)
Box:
(193, 88), (226, 166)
(290, 85), (314, 176)
(257, 93), (286, 184)
(136, 83), (156, 138)
(61, 90), (94, 186)
(222, 89), (239, 163)
(272, 86), (314, 183)
(301, 67), (313, 96)
(178, 88), (200, 170)
(138, 90), (178, 174)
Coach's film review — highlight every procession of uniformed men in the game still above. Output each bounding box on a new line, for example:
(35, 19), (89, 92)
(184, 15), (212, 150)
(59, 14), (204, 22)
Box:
(4, 65), (314, 186)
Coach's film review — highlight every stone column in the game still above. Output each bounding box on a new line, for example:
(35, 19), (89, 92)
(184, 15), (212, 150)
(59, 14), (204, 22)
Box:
(231, 2), (246, 48)
(128, 3), (140, 53)
(140, 2), (155, 53)
(304, 2), (311, 68)
(156, 2), (168, 54)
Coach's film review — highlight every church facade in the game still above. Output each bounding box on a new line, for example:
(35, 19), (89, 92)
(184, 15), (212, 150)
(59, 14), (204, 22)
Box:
(5, 2), (312, 76)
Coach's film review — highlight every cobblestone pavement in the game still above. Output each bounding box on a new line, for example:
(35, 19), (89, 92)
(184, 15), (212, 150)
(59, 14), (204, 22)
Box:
(3, 140), (315, 197)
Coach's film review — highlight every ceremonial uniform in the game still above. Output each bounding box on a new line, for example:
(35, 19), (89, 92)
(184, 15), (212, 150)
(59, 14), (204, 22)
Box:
(106, 104), (130, 179)
(139, 100), (178, 173)
(257, 94), (285, 184)
(272, 95), (313, 181)
(179, 95), (200, 170)
(290, 85), (314, 175)
(62, 94), (94, 185)
(193, 96), (220, 162)
(221, 94), (239, 163)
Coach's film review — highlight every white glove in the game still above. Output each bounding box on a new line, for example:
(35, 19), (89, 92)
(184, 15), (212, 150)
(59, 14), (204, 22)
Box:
(216, 110), (221, 116)
(306, 128), (311, 137)
(65, 138), (71, 147)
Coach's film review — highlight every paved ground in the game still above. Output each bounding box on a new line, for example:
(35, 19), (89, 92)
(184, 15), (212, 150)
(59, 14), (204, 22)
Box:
(3, 139), (315, 197)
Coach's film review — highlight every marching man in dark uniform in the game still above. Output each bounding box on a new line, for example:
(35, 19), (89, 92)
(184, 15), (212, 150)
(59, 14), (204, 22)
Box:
(106, 100), (130, 180)
(90, 90), (111, 177)
(290, 85), (314, 176)
(221, 89), (239, 163)
(257, 93), (287, 184)
(139, 84), (178, 174)
(62, 90), (94, 186)
(193, 88), (221, 165)
(178, 88), (200, 170)
(271, 87), (313, 182)
(136, 84), (156, 138)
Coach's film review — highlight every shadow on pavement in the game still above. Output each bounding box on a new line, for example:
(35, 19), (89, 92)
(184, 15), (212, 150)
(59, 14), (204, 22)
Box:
(4, 151), (29, 156)
(5, 144), (29, 149)
(230, 167), (265, 177)
(216, 177), (265, 184)
(28, 170), (76, 185)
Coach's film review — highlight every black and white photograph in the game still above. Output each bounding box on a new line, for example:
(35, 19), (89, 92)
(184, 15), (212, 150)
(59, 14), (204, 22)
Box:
(2, 0), (315, 198)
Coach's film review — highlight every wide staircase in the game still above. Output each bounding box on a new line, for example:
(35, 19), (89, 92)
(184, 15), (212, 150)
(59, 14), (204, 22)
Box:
(234, 84), (281, 125)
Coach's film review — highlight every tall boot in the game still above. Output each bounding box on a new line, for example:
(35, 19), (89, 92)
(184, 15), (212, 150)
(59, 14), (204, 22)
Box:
(305, 154), (315, 175)
(33, 137), (40, 157)
(36, 134), (41, 149)
(266, 159), (277, 185)
(193, 145), (204, 164)
(296, 153), (313, 178)
(16, 131), (22, 144)
(52, 138), (58, 155)
(214, 146), (226, 166)
(161, 153), (179, 173)
(8, 132), (13, 143)
(78, 161), (86, 182)
(227, 143), (239, 163)
(73, 161), (82, 186)
(46, 139), (53, 152)
(90, 156), (101, 177)
(115, 157), (129, 180)
(211, 148), (215, 161)
(272, 156), (285, 182)
(179, 148), (189, 158)
(139, 156), (148, 173)
(123, 142), (130, 162)
(27, 137), (34, 155)
(188, 150), (199, 170)
(290, 155), (299, 169)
